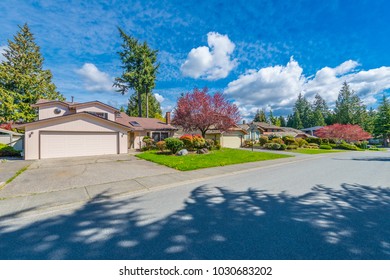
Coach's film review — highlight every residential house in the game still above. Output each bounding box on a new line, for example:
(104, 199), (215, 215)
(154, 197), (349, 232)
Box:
(301, 126), (324, 136)
(174, 125), (248, 149)
(240, 121), (312, 140)
(18, 99), (176, 159)
(0, 128), (24, 151)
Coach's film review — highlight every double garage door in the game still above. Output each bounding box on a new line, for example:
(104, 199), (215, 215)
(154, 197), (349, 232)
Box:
(223, 135), (243, 148)
(40, 131), (118, 159)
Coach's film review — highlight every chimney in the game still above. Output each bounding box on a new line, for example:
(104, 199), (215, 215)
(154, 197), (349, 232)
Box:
(243, 120), (246, 124)
(71, 96), (74, 103)
(165, 111), (171, 125)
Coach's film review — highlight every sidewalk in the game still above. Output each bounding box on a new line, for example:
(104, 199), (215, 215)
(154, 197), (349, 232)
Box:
(0, 153), (318, 219)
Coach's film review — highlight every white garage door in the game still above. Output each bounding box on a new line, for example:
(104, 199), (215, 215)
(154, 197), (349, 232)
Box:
(223, 135), (242, 148)
(40, 131), (118, 159)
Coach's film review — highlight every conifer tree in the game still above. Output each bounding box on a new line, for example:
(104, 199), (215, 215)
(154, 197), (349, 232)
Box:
(0, 23), (63, 122)
(374, 95), (390, 146)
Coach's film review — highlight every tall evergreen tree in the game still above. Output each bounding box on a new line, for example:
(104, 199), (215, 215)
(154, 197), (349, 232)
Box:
(312, 93), (328, 126)
(278, 115), (286, 127)
(114, 28), (159, 118)
(253, 108), (267, 122)
(374, 95), (390, 147)
(126, 92), (163, 119)
(268, 109), (277, 125)
(286, 114), (294, 127)
(334, 81), (366, 126)
(292, 93), (313, 128)
(363, 107), (376, 134)
(0, 23), (63, 122)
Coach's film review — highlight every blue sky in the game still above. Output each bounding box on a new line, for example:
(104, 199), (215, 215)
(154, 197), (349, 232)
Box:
(1, 0), (390, 120)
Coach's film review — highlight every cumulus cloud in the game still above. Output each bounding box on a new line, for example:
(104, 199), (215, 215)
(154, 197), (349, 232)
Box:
(75, 63), (113, 92)
(225, 57), (390, 117)
(154, 93), (165, 103)
(181, 32), (237, 80)
(0, 46), (7, 62)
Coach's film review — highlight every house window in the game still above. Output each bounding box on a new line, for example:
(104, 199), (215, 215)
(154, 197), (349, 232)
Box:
(152, 132), (170, 142)
(84, 111), (108, 119)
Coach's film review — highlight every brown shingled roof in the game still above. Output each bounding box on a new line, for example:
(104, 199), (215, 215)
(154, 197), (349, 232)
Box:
(115, 112), (177, 131)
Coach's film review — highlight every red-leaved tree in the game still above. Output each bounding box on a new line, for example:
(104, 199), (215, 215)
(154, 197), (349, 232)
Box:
(315, 124), (372, 142)
(172, 88), (240, 137)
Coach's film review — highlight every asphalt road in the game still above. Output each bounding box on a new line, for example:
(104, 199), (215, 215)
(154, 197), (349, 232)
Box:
(0, 150), (389, 259)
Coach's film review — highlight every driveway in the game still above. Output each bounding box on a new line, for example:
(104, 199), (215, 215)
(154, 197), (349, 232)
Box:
(0, 154), (179, 198)
(0, 158), (31, 187)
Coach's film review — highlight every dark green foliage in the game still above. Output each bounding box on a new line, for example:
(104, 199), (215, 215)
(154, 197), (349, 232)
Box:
(253, 109), (267, 122)
(334, 82), (367, 126)
(114, 28), (159, 117)
(0, 23), (63, 122)
(306, 137), (322, 145)
(374, 95), (390, 146)
(164, 137), (184, 154)
(337, 143), (359, 150)
(354, 141), (368, 149)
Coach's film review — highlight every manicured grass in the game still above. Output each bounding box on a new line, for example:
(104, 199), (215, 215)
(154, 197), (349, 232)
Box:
(136, 148), (291, 171)
(289, 148), (345, 154)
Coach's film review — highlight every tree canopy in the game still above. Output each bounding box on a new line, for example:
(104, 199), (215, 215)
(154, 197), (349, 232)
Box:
(0, 23), (63, 123)
(374, 95), (390, 146)
(172, 88), (240, 137)
(114, 27), (159, 118)
(315, 124), (371, 142)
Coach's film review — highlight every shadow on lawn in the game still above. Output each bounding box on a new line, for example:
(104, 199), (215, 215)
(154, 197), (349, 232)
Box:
(1, 183), (390, 260)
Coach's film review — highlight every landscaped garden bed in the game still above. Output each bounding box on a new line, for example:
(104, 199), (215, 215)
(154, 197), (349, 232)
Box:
(136, 148), (291, 171)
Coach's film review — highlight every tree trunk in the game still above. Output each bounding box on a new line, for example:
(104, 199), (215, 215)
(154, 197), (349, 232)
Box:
(145, 85), (149, 118)
(137, 90), (142, 117)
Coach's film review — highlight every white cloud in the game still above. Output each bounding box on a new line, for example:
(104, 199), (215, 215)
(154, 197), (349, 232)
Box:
(225, 57), (390, 117)
(0, 46), (7, 62)
(154, 93), (165, 103)
(180, 32), (237, 80)
(75, 63), (113, 92)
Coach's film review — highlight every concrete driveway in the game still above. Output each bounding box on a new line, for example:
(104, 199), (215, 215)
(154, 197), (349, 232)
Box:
(0, 154), (179, 198)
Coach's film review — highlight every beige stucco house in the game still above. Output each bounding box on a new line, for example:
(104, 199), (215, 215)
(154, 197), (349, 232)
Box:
(18, 99), (176, 160)
(174, 125), (248, 149)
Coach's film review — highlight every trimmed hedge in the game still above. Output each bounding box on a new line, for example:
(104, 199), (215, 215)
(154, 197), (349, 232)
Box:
(0, 144), (21, 157)
(164, 137), (184, 154)
(319, 144), (332, 150)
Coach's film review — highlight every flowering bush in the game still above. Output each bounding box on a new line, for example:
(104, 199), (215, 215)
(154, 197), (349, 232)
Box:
(179, 134), (193, 149)
(192, 134), (206, 149)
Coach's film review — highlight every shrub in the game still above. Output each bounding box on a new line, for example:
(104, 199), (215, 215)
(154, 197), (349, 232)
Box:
(305, 143), (319, 149)
(0, 145), (21, 157)
(272, 138), (284, 145)
(296, 138), (308, 147)
(282, 136), (296, 145)
(156, 141), (166, 152)
(164, 137), (184, 154)
(192, 135), (206, 149)
(338, 143), (358, 150)
(355, 141), (368, 149)
(215, 140), (221, 150)
(287, 144), (298, 150)
(259, 136), (269, 146)
(264, 143), (282, 150)
(321, 138), (330, 145)
(244, 140), (254, 147)
(306, 137), (322, 145)
(142, 136), (155, 150)
(320, 144), (332, 150)
(179, 134), (193, 150)
(328, 138), (337, 144)
(205, 139), (215, 150)
(279, 144), (287, 150)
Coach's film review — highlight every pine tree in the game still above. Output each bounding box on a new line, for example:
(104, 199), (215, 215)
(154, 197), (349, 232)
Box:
(374, 95), (390, 146)
(0, 23), (63, 122)
(253, 108), (267, 122)
(114, 28), (159, 117)
(292, 110), (303, 129)
(334, 81), (366, 126)
(286, 114), (294, 127)
(312, 93), (327, 126)
(278, 115), (286, 127)
(292, 93), (313, 128)
(127, 92), (163, 119)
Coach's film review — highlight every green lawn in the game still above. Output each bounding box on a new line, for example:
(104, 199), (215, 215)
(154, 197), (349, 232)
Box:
(136, 148), (291, 171)
(289, 148), (345, 154)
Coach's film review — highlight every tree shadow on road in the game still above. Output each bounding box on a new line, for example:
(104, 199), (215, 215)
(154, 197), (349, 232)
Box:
(1, 183), (390, 259)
